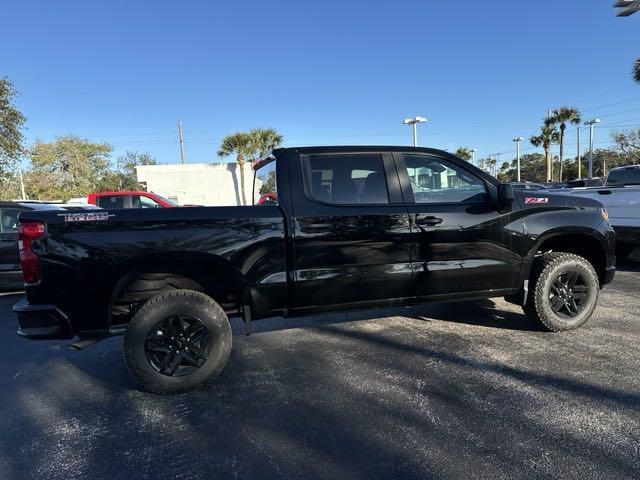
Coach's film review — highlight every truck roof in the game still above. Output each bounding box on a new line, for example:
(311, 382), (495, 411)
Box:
(609, 164), (640, 172)
(90, 191), (150, 196)
(270, 145), (499, 184)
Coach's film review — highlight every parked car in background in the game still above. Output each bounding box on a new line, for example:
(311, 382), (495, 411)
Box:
(88, 191), (179, 209)
(547, 165), (640, 258)
(1, 201), (99, 290)
(564, 177), (605, 188)
(511, 182), (547, 191)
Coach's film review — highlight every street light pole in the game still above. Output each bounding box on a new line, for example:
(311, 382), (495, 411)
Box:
(403, 116), (427, 147)
(584, 118), (600, 179)
(513, 137), (524, 182)
(471, 148), (477, 167)
(576, 127), (581, 179)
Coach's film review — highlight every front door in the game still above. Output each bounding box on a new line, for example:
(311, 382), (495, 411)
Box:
(394, 152), (521, 297)
(290, 151), (413, 309)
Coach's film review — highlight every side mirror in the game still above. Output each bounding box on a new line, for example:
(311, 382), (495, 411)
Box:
(497, 183), (514, 212)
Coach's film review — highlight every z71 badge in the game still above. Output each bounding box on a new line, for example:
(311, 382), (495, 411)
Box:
(59, 212), (114, 222)
(524, 197), (549, 204)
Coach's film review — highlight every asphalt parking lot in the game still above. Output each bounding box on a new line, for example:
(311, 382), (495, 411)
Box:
(0, 255), (639, 480)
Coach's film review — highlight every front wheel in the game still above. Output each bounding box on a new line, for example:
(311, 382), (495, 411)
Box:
(524, 252), (599, 332)
(124, 289), (232, 394)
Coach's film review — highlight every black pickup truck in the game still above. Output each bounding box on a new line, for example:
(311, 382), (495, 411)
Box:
(14, 146), (616, 393)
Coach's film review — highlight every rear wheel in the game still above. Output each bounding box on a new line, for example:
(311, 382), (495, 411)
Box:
(124, 289), (232, 394)
(524, 252), (599, 332)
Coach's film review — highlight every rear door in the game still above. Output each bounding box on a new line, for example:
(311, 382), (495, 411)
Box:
(289, 150), (413, 309)
(395, 152), (521, 297)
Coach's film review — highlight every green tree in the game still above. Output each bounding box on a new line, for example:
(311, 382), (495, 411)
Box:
(498, 153), (547, 183)
(217, 133), (253, 205)
(634, 58), (640, 84)
(259, 170), (276, 195)
(613, 128), (640, 154)
(454, 147), (472, 161)
(0, 77), (27, 198)
(546, 107), (581, 181)
(98, 151), (158, 191)
(485, 158), (497, 176)
(26, 136), (112, 201)
(530, 124), (560, 182)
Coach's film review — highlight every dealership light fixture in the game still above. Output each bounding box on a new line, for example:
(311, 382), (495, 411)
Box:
(403, 116), (428, 147)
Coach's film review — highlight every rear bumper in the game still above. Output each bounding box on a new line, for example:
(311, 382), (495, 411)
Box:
(13, 298), (73, 339)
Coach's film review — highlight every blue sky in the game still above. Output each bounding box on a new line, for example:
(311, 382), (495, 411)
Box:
(2, 0), (640, 167)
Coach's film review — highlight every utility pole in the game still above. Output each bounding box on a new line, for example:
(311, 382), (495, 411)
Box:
(116, 156), (123, 191)
(576, 127), (581, 179)
(178, 121), (185, 164)
(584, 118), (600, 179)
(513, 137), (524, 182)
(17, 161), (26, 200)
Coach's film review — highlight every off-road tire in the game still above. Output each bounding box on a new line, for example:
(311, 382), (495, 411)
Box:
(523, 252), (599, 332)
(124, 289), (232, 394)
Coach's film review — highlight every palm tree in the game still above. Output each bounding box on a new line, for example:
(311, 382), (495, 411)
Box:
(454, 147), (472, 161)
(249, 128), (283, 158)
(634, 58), (640, 84)
(546, 107), (581, 181)
(530, 124), (560, 182)
(486, 158), (497, 176)
(217, 132), (253, 205)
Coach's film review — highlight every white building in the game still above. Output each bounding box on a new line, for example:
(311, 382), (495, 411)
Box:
(136, 162), (261, 206)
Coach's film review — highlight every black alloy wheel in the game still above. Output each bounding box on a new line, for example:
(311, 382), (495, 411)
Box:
(144, 315), (210, 377)
(548, 270), (590, 319)
(523, 252), (599, 332)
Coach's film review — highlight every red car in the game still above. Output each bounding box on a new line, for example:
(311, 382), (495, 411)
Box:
(87, 191), (178, 209)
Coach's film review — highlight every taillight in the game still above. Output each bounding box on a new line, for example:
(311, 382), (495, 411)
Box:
(18, 221), (46, 284)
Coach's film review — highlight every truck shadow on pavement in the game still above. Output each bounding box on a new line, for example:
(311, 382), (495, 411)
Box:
(2, 284), (639, 480)
(57, 309), (640, 480)
(230, 298), (544, 336)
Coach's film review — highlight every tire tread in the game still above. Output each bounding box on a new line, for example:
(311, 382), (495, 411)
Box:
(123, 289), (230, 394)
(524, 252), (599, 332)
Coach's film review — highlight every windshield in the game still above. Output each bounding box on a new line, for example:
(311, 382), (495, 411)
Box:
(152, 194), (179, 206)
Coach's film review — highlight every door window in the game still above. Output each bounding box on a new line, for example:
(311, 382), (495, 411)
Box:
(132, 195), (161, 208)
(403, 155), (487, 204)
(302, 154), (389, 204)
